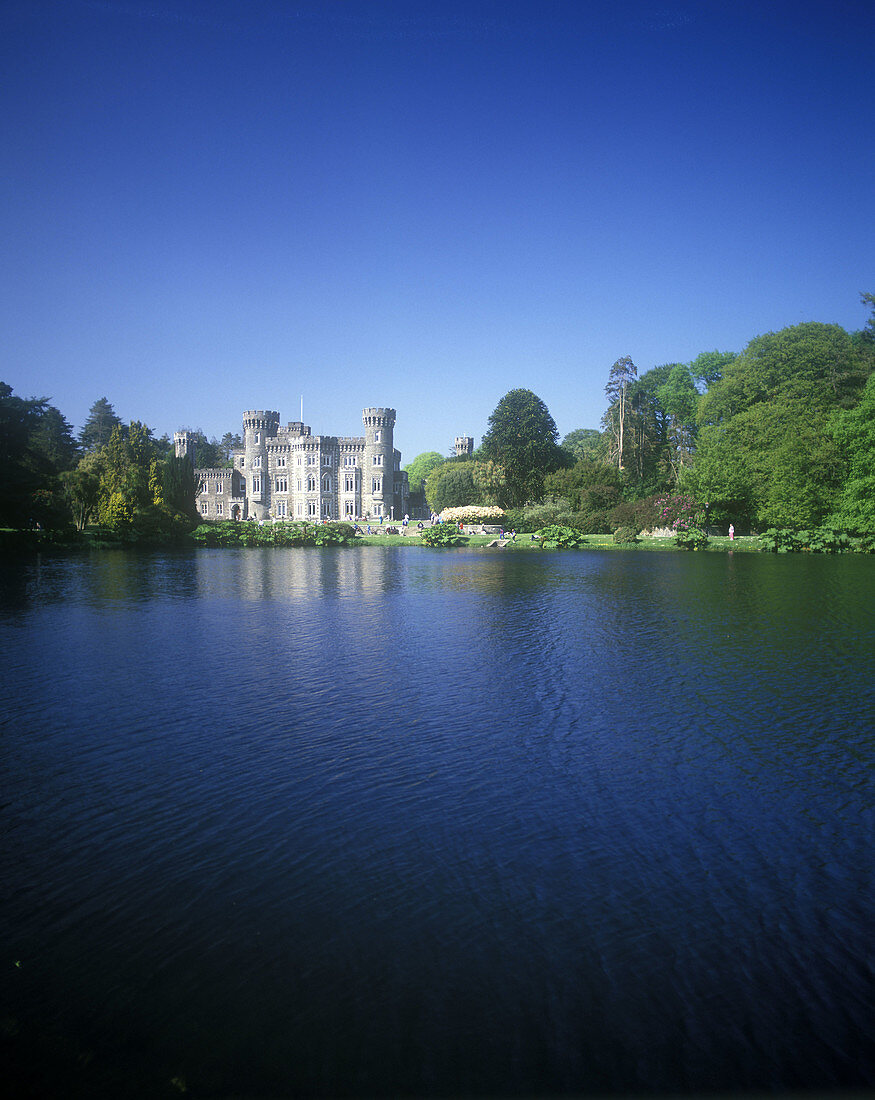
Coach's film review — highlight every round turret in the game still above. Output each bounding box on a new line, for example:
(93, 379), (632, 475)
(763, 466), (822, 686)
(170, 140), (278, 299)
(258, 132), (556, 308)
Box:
(243, 410), (280, 520)
(362, 408), (396, 518)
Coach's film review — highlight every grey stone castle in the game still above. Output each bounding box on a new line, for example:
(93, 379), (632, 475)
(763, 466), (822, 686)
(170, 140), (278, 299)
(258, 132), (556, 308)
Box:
(178, 407), (409, 523)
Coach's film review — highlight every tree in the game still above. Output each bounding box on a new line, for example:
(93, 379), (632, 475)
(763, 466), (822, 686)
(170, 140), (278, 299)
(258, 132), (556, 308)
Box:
(561, 428), (604, 463)
(657, 363), (699, 481)
(424, 461), (478, 513)
(860, 292), (875, 345)
(602, 357), (637, 469)
(689, 350), (737, 389)
(480, 388), (563, 507)
(29, 404), (80, 470)
(402, 451), (445, 490)
(161, 454), (200, 519)
(61, 463), (102, 531)
(219, 432), (243, 465)
(79, 397), (122, 452)
(0, 383), (50, 526)
(828, 372), (875, 532)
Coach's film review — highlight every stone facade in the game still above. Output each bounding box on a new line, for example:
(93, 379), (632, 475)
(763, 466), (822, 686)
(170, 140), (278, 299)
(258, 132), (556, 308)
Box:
(179, 407), (409, 523)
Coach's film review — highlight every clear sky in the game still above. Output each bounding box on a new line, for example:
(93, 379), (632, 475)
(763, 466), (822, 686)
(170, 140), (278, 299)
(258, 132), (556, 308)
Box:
(2, 0), (873, 462)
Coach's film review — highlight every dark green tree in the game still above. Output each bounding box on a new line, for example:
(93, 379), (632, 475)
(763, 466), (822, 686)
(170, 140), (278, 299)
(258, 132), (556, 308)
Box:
(828, 372), (875, 532)
(0, 383), (50, 527)
(79, 397), (122, 452)
(29, 404), (80, 470)
(424, 461), (478, 513)
(219, 432), (243, 465)
(480, 388), (563, 507)
(161, 454), (200, 519)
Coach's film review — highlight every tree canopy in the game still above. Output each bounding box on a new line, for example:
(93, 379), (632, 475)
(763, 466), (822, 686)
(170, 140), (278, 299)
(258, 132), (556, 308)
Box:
(79, 397), (122, 452)
(480, 388), (563, 507)
(402, 451), (445, 489)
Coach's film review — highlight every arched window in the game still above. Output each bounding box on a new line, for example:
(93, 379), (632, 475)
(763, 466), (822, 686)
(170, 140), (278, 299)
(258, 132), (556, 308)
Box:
(322, 475), (331, 493)
(307, 476), (316, 492)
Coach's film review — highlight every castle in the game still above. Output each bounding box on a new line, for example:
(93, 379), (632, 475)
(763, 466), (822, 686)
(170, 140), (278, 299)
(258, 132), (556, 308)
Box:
(177, 407), (409, 523)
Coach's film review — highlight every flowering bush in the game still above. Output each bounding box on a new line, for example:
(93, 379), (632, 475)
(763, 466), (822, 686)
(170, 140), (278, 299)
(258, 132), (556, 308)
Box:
(653, 493), (702, 532)
(440, 505), (506, 524)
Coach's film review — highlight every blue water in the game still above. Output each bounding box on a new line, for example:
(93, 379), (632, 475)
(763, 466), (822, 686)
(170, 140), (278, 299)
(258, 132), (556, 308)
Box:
(1, 547), (873, 1097)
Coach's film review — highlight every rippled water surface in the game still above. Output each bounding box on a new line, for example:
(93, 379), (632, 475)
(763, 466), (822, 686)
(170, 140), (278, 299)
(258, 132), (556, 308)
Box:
(1, 547), (873, 1097)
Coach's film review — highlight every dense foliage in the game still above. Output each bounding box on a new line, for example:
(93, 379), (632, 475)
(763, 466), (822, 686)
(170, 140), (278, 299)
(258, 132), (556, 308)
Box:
(190, 521), (355, 547)
(480, 388), (565, 506)
(418, 524), (469, 546)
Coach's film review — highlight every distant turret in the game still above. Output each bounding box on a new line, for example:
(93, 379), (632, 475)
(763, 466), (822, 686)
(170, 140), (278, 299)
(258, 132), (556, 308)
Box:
(174, 430), (196, 465)
(455, 436), (474, 457)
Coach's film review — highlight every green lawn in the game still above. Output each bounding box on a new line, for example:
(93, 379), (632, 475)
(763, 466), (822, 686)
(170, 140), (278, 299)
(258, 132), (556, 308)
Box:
(354, 530), (762, 551)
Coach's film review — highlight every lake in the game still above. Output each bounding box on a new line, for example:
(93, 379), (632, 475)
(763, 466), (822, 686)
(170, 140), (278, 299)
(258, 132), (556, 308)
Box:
(1, 546), (873, 1097)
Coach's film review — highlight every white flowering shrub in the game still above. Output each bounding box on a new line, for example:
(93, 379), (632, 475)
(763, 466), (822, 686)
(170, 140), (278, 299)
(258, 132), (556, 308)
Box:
(439, 505), (506, 524)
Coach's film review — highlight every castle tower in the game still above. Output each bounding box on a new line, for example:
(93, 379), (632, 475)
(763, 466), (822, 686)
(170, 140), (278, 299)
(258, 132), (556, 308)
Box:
(362, 407), (395, 518)
(454, 436), (474, 457)
(174, 430), (196, 465)
(243, 410), (280, 520)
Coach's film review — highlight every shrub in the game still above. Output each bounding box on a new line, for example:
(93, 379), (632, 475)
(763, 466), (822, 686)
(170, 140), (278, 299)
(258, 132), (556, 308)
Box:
(675, 527), (710, 551)
(758, 527), (871, 554)
(613, 526), (639, 545)
(419, 524), (469, 546)
(534, 524), (587, 548)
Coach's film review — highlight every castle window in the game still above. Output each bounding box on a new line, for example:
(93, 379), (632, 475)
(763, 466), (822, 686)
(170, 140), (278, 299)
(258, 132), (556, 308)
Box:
(307, 454), (316, 465)
(217, 481), (223, 493)
(277, 456), (286, 467)
(200, 502), (208, 514)
(296, 502), (304, 517)
(275, 477), (288, 492)
(297, 455), (302, 465)
(253, 456), (262, 468)
(307, 476), (316, 492)
(322, 501), (331, 518)
(373, 454), (383, 466)
(252, 477), (261, 494)
(344, 455), (357, 466)
(345, 475), (355, 492)
(198, 482), (207, 495)
(322, 476), (331, 493)
(217, 502), (224, 516)
(372, 477), (382, 494)
(297, 479), (302, 492)
(276, 501), (287, 518)
(254, 432), (260, 444)
(374, 430), (381, 442)
(344, 501), (355, 517)
(308, 501), (317, 517)
(239, 457), (245, 468)
(323, 454), (332, 466)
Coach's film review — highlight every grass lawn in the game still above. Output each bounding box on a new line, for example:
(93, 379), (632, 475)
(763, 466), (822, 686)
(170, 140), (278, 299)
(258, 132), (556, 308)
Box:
(353, 530), (763, 551)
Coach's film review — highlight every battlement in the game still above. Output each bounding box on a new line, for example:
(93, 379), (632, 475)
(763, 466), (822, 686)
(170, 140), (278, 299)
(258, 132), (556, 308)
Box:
(362, 408), (396, 428)
(243, 410), (281, 432)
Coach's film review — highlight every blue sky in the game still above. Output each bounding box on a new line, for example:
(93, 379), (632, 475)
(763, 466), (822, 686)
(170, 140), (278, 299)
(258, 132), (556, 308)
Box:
(2, 0), (872, 462)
